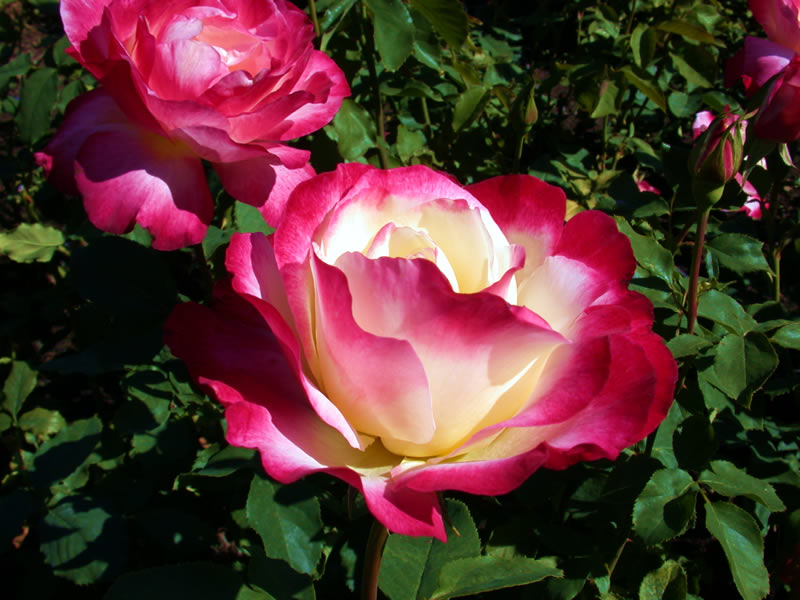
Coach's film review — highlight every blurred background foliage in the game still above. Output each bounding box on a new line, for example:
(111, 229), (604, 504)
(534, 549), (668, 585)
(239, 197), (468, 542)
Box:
(1, 0), (799, 598)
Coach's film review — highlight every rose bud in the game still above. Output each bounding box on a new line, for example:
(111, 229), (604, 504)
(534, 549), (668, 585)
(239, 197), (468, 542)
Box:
(689, 109), (745, 207)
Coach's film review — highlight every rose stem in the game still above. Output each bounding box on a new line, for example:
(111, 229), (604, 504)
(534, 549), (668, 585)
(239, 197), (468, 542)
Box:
(360, 519), (389, 600)
(308, 0), (321, 38)
(686, 207), (711, 334)
(359, 0), (390, 169)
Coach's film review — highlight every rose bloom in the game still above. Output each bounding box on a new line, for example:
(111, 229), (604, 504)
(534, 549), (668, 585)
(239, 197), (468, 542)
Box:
(725, 0), (800, 142)
(692, 110), (766, 219)
(36, 0), (349, 250)
(165, 164), (677, 539)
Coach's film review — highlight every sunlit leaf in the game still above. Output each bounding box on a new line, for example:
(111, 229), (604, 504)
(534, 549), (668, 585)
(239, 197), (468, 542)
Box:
(246, 475), (323, 576)
(0, 223), (64, 263)
(704, 502), (769, 600)
(633, 469), (696, 546)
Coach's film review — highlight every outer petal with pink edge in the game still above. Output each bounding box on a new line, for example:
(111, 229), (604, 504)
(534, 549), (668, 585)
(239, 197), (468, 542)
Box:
(164, 285), (447, 540)
(36, 88), (212, 250)
(467, 175), (567, 272)
(74, 128), (211, 250)
(213, 145), (315, 226)
(35, 88), (125, 195)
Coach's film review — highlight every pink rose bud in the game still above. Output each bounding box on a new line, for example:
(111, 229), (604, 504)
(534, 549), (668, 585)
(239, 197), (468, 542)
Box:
(35, 0), (349, 250)
(689, 109), (745, 206)
(165, 165), (677, 540)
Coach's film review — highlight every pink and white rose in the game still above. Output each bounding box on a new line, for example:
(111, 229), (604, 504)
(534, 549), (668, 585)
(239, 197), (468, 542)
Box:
(36, 0), (349, 250)
(165, 164), (677, 539)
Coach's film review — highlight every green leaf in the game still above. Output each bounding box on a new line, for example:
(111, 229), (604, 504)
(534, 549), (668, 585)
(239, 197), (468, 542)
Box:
(668, 90), (702, 119)
(53, 36), (78, 67)
(616, 219), (674, 283)
(246, 476), (323, 576)
(633, 469), (696, 546)
(365, 0), (415, 71)
(697, 291), (757, 335)
(620, 65), (667, 113)
(707, 234), (770, 275)
(379, 499), (480, 600)
(40, 497), (126, 584)
(0, 223), (64, 263)
(409, 0), (468, 48)
(639, 560), (687, 600)
(0, 52), (31, 94)
(673, 414), (717, 471)
(235, 201), (274, 234)
(771, 323), (800, 349)
(3, 360), (36, 420)
(699, 461), (785, 512)
(452, 86), (490, 132)
(56, 79), (84, 114)
(396, 125), (426, 163)
(31, 416), (103, 490)
(670, 52), (712, 88)
(16, 67), (58, 145)
(191, 445), (255, 477)
(704, 502), (769, 600)
(591, 78), (622, 118)
(19, 407), (67, 438)
(432, 556), (563, 599)
(327, 99), (377, 161)
(630, 25), (656, 68)
(667, 334), (711, 359)
(201, 225), (232, 260)
(656, 20), (722, 46)
(104, 562), (254, 600)
(706, 332), (778, 407)
(652, 402), (683, 469)
(247, 547), (315, 600)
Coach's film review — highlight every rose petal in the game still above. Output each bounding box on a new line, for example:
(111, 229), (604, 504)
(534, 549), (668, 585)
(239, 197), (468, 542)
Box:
(467, 174), (567, 274)
(75, 128), (211, 250)
(214, 145), (315, 225)
(310, 252), (437, 447)
(332, 251), (565, 457)
(749, 0), (800, 54)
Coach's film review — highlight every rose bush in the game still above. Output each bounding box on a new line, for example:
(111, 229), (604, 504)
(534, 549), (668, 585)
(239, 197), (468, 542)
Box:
(36, 0), (349, 250)
(725, 0), (800, 142)
(165, 164), (677, 539)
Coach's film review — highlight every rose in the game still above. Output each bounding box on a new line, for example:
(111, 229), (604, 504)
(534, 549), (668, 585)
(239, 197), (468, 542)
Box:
(692, 110), (766, 219)
(688, 107), (745, 207)
(165, 164), (677, 539)
(725, 0), (800, 142)
(36, 0), (349, 250)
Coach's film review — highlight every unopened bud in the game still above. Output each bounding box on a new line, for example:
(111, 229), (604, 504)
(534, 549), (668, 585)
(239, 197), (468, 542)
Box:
(688, 109), (745, 207)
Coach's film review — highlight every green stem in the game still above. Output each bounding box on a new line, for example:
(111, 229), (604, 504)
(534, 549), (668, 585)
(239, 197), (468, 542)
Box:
(420, 97), (432, 136)
(772, 246), (782, 303)
(360, 1), (389, 169)
(626, 0), (638, 35)
(361, 520), (389, 600)
(513, 131), (526, 173)
(687, 207), (711, 334)
(308, 0), (321, 38)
